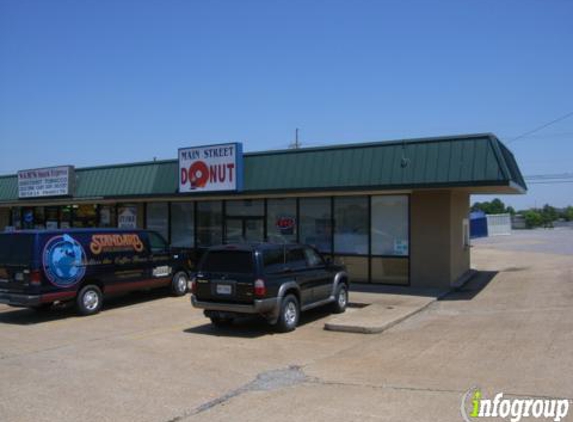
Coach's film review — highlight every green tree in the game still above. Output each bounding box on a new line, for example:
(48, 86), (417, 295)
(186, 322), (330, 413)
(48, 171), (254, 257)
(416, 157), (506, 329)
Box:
(470, 198), (509, 215)
(540, 204), (558, 227)
(564, 206), (573, 221)
(489, 198), (506, 214)
(524, 210), (543, 229)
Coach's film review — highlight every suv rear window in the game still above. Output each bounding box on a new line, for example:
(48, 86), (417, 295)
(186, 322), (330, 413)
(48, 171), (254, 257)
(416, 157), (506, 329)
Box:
(0, 234), (35, 266)
(201, 250), (254, 274)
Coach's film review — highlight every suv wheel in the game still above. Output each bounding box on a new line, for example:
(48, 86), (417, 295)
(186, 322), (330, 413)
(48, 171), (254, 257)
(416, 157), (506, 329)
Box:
(171, 271), (189, 296)
(76, 285), (103, 316)
(276, 294), (300, 333)
(331, 283), (348, 314)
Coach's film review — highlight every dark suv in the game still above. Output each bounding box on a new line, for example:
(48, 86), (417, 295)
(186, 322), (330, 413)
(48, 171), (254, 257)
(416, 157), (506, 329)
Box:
(190, 243), (349, 332)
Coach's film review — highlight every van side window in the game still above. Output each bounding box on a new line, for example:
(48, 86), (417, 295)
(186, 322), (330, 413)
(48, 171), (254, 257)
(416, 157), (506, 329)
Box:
(304, 247), (324, 267)
(286, 247), (307, 270)
(148, 232), (168, 253)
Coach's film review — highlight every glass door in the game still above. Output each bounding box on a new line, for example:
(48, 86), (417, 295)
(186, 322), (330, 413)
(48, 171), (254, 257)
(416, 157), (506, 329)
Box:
(225, 218), (244, 243)
(225, 217), (264, 243)
(244, 218), (264, 242)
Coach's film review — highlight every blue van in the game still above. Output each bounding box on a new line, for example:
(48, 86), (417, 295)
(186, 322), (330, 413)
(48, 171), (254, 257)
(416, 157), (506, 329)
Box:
(0, 229), (192, 315)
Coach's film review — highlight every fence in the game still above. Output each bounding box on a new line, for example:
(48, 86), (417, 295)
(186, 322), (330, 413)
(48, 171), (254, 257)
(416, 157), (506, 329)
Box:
(486, 213), (512, 236)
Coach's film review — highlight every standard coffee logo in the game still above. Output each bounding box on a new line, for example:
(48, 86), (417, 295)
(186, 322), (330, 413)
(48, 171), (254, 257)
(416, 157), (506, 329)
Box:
(90, 234), (145, 255)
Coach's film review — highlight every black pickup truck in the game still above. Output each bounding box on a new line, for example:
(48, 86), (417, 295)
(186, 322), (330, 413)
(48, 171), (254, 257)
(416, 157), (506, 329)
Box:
(190, 243), (349, 332)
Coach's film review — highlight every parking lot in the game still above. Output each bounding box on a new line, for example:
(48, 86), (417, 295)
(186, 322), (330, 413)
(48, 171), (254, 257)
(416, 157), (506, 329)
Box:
(1, 228), (572, 421)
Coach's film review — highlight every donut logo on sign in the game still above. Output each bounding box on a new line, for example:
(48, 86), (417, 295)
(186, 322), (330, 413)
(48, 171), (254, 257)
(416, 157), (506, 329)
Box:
(42, 234), (87, 288)
(189, 161), (209, 189)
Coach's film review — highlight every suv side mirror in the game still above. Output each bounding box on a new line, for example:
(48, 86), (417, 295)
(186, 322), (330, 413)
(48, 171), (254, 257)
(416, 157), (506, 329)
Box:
(325, 257), (332, 266)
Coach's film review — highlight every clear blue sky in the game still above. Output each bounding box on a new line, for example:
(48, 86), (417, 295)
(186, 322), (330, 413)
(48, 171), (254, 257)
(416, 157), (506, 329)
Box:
(1, 0), (572, 209)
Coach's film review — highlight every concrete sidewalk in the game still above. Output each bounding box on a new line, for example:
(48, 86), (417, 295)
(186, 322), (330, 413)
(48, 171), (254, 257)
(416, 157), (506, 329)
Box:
(324, 284), (449, 334)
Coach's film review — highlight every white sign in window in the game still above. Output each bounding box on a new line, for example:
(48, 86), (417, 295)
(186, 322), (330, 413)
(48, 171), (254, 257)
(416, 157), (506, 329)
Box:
(118, 206), (137, 229)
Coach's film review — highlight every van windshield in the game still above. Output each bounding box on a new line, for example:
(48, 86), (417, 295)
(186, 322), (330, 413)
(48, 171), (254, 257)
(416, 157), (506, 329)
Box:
(0, 234), (35, 267)
(201, 250), (254, 274)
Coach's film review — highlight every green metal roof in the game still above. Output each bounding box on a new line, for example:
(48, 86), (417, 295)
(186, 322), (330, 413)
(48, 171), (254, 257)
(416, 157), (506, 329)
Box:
(0, 133), (526, 204)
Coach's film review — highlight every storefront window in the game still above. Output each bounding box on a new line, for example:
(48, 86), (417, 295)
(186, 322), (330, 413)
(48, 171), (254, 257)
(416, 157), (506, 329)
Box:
(11, 208), (21, 230)
(300, 197), (332, 254)
(45, 206), (59, 229)
(146, 202), (169, 241)
(225, 199), (264, 216)
(171, 202), (194, 248)
(99, 205), (116, 228)
(61, 206), (72, 228)
(20, 207), (45, 229)
(334, 196), (368, 254)
(267, 198), (297, 243)
(371, 195), (409, 256)
(22, 208), (35, 229)
(118, 204), (138, 229)
(73, 205), (98, 228)
(197, 201), (223, 247)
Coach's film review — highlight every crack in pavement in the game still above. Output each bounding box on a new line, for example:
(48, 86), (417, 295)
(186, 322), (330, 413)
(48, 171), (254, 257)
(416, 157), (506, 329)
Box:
(166, 365), (308, 422)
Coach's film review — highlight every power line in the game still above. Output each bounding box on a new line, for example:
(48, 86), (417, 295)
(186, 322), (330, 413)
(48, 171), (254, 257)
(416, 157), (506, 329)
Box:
(527, 180), (573, 185)
(524, 173), (573, 180)
(508, 110), (573, 144)
(510, 131), (573, 139)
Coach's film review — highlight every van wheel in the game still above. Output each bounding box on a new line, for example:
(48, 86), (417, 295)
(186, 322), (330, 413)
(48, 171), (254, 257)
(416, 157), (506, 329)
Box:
(331, 283), (348, 314)
(276, 294), (299, 333)
(76, 285), (103, 316)
(171, 271), (189, 296)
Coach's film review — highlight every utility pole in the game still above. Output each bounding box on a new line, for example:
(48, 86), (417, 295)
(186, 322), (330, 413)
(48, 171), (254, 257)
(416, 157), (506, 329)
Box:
(289, 128), (301, 149)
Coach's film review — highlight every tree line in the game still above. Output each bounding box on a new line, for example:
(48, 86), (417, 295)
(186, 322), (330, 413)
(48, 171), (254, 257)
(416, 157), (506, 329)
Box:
(471, 198), (573, 229)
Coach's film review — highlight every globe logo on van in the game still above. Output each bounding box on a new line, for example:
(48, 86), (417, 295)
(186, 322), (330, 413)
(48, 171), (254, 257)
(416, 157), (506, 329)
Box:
(42, 234), (87, 287)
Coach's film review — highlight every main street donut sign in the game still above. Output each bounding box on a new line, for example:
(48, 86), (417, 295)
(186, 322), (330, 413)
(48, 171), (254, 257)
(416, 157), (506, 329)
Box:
(178, 143), (243, 193)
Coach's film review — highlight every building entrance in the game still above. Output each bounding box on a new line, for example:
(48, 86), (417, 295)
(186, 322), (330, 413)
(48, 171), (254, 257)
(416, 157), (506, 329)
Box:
(224, 217), (264, 243)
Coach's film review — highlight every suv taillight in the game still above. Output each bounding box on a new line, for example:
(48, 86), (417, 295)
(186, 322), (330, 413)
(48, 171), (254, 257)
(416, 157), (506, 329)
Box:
(189, 277), (197, 295)
(254, 279), (266, 298)
(30, 270), (42, 286)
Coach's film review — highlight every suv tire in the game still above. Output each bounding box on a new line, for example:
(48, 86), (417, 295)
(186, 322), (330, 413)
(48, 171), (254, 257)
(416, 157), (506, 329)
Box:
(76, 284), (103, 316)
(171, 271), (189, 296)
(276, 294), (300, 333)
(331, 283), (348, 314)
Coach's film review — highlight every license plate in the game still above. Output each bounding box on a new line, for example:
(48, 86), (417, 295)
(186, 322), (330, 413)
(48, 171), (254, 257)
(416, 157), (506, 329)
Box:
(216, 284), (232, 295)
